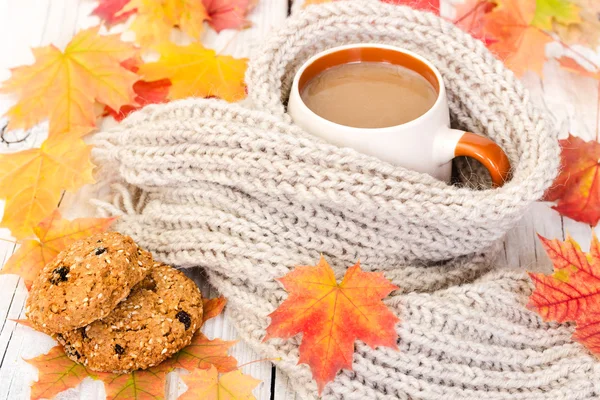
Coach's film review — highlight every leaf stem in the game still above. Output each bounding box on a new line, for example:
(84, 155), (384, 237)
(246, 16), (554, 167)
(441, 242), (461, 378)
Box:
(0, 123), (32, 145)
(236, 357), (281, 369)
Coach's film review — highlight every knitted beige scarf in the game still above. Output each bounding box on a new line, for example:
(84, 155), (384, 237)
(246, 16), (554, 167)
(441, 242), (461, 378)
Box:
(92, 2), (600, 398)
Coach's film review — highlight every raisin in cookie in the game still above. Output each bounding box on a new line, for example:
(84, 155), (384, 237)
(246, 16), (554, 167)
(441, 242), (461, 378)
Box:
(57, 264), (203, 372)
(26, 232), (151, 334)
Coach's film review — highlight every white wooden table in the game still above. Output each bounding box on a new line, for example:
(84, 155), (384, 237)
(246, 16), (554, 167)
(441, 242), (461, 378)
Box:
(0, 1), (598, 399)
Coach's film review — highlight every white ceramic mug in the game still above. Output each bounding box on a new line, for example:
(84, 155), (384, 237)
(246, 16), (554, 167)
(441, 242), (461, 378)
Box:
(287, 43), (510, 186)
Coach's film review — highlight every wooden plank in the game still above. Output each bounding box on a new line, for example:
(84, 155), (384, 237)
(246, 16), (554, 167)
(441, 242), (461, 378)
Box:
(2, 0), (600, 399)
(0, 0), (289, 399)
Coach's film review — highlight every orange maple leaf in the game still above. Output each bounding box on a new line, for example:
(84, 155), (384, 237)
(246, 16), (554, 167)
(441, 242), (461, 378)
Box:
(557, 56), (600, 80)
(162, 331), (238, 373)
(26, 346), (95, 400)
(454, 0), (498, 45)
(0, 134), (95, 239)
(264, 256), (399, 393)
(544, 135), (600, 226)
(528, 234), (600, 356)
(11, 319), (35, 329)
(0, 27), (138, 136)
(179, 365), (260, 400)
(137, 42), (247, 102)
(482, 0), (552, 77)
(202, 297), (227, 324)
(1, 210), (115, 289)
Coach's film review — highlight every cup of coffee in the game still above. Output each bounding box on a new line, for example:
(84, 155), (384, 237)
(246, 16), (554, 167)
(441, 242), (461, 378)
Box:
(287, 44), (511, 186)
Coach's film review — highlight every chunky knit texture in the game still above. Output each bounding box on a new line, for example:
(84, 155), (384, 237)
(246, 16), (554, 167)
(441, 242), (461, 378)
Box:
(87, 2), (600, 399)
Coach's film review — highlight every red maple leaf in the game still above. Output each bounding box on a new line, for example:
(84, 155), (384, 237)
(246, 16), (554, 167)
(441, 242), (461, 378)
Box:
(528, 234), (600, 356)
(203, 0), (257, 32)
(92, 0), (136, 26)
(528, 234), (600, 323)
(382, 0), (440, 14)
(544, 135), (600, 226)
(104, 57), (171, 121)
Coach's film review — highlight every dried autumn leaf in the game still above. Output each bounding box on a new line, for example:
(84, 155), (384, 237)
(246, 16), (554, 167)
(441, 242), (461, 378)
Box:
(11, 319), (35, 329)
(101, 369), (168, 400)
(552, 0), (600, 47)
(381, 0), (440, 14)
(528, 234), (600, 322)
(571, 312), (600, 354)
(483, 0), (552, 77)
(0, 134), (95, 239)
(0, 27), (138, 135)
(1, 210), (115, 289)
(104, 58), (171, 121)
(26, 345), (94, 400)
(162, 331), (238, 373)
(203, 0), (257, 32)
(179, 365), (260, 400)
(264, 256), (399, 393)
(454, 0), (498, 45)
(528, 234), (600, 356)
(122, 0), (208, 47)
(202, 297), (227, 324)
(544, 135), (600, 226)
(531, 0), (581, 30)
(92, 0), (136, 26)
(557, 56), (600, 79)
(106, 79), (171, 121)
(138, 42), (247, 102)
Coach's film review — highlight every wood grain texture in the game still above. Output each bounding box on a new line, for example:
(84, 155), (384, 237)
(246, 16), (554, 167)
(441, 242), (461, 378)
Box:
(0, 0), (598, 399)
(0, 1), (287, 399)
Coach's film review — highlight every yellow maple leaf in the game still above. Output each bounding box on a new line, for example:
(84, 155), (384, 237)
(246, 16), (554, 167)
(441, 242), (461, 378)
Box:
(483, 0), (553, 77)
(0, 27), (138, 136)
(138, 42), (247, 102)
(1, 210), (115, 289)
(122, 0), (209, 47)
(179, 365), (260, 400)
(0, 134), (95, 239)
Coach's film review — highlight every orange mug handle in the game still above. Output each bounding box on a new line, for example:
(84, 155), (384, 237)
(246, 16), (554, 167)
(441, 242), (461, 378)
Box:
(454, 132), (511, 187)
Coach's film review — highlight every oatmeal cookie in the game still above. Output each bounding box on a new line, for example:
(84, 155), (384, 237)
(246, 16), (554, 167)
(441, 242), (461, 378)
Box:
(57, 264), (203, 372)
(26, 232), (151, 334)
